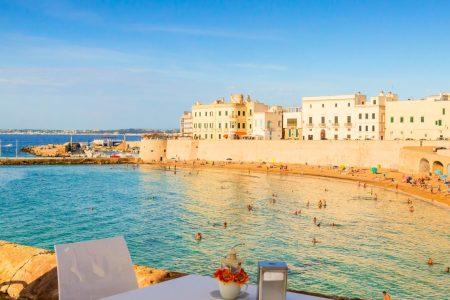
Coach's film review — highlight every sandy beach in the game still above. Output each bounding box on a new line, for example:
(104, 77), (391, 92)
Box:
(150, 160), (450, 208)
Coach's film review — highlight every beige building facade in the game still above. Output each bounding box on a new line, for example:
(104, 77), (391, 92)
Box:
(386, 93), (450, 140)
(283, 107), (302, 140)
(179, 111), (193, 137)
(191, 94), (268, 140)
(252, 106), (283, 140)
(301, 92), (397, 141)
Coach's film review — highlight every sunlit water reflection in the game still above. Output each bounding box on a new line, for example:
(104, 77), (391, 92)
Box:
(0, 165), (449, 299)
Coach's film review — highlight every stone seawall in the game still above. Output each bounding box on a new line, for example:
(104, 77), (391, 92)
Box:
(140, 139), (450, 170)
(0, 241), (184, 299)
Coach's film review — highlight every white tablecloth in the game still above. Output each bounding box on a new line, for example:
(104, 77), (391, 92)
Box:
(102, 274), (327, 300)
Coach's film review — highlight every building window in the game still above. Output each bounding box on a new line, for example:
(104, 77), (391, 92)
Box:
(218, 123), (221, 129)
(309, 104), (312, 108)
(335, 103), (337, 108)
(237, 123), (241, 129)
(249, 124), (252, 129)
(225, 111), (228, 116)
(334, 134), (338, 140)
(238, 111), (241, 116)
(347, 134), (351, 139)
(204, 134), (207, 139)
(243, 111), (246, 116)
(210, 134), (213, 139)
(219, 134), (221, 139)
(372, 125), (375, 131)
(322, 104), (324, 108)
(372, 113), (375, 119)
(410, 116), (414, 123)
(365, 113), (368, 119)
(308, 117), (313, 125)
(365, 125), (368, 131)
(443, 108), (446, 115)
(373, 100), (377, 105)
(334, 116), (338, 124)
(219, 111), (221, 116)
(225, 123), (228, 129)
(210, 111), (213, 116)
(400, 117), (404, 123)
(348, 102), (350, 107)
(243, 123), (246, 129)
(347, 116), (351, 123)
(321, 116), (325, 124)
(359, 126), (362, 131)
(359, 113), (362, 119)
(390, 116), (394, 123)
(421, 116), (424, 122)
(308, 135), (313, 140)
(250, 109), (252, 116)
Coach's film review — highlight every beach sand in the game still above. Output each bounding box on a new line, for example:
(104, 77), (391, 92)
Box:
(149, 160), (450, 208)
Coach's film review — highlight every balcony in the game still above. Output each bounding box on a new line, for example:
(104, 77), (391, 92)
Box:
(306, 123), (313, 128)
(345, 122), (353, 127)
(332, 123), (339, 127)
(319, 123), (326, 128)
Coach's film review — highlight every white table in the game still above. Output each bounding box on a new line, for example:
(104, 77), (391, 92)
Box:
(102, 274), (327, 300)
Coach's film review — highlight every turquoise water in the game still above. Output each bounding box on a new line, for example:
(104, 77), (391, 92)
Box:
(0, 165), (449, 299)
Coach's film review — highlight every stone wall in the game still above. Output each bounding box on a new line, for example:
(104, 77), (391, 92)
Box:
(0, 241), (184, 299)
(140, 139), (450, 169)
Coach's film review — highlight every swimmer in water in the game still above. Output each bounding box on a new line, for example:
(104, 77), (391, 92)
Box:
(427, 258), (434, 266)
(382, 291), (392, 300)
(195, 232), (202, 241)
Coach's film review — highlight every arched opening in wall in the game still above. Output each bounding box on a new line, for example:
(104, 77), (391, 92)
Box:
(419, 158), (430, 173)
(320, 129), (326, 140)
(432, 161), (444, 174)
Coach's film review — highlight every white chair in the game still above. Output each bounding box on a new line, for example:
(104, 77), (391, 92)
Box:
(55, 236), (138, 300)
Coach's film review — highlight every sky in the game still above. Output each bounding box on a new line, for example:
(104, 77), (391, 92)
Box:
(0, 0), (449, 130)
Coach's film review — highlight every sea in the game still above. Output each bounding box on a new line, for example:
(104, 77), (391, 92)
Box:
(0, 160), (449, 299)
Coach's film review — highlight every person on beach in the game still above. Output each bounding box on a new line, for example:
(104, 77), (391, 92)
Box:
(427, 258), (434, 266)
(312, 238), (319, 245)
(195, 232), (202, 241)
(247, 204), (253, 211)
(323, 200), (327, 208)
(306, 201), (310, 208)
(409, 206), (415, 213)
(382, 291), (392, 300)
(363, 182), (367, 188)
(318, 200), (323, 209)
(313, 217), (317, 224)
(445, 266), (449, 273)
(223, 222), (227, 229)
(374, 193), (378, 200)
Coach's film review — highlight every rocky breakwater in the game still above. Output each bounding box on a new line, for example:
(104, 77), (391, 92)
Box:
(0, 240), (185, 299)
(21, 144), (70, 158)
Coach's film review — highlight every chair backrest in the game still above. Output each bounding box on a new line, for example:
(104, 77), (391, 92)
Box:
(55, 236), (138, 300)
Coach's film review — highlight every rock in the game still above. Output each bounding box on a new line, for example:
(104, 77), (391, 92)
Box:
(0, 241), (184, 299)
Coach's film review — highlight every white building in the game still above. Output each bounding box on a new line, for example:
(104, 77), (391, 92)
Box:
(301, 92), (397, 140)
(282, 107), (302, 140)
(385, 93), (450, 140)
(252, 106), (283, 140)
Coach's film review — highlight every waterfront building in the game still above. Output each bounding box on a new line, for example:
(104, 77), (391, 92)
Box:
(301, 92), (397, 140)
(282, 107), (302, 140)
(191, 94), (268, 140)
(252, 106), (283, 140)
(179, 111), (193, 137)
(385, 93), (450, 140)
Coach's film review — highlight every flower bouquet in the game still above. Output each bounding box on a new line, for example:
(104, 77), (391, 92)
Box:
(213, 267), (249, 299)
(213, 245), (249, 300)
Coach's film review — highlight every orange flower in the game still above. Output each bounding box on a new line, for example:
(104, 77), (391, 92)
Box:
(234, 268), (249, 285)
(214, 268), (234, 283)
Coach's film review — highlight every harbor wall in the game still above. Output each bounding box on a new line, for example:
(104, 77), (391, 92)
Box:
(140, 139), (450, 170)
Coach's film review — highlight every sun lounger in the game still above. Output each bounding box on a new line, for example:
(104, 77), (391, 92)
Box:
(55, 236), (138, 300)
